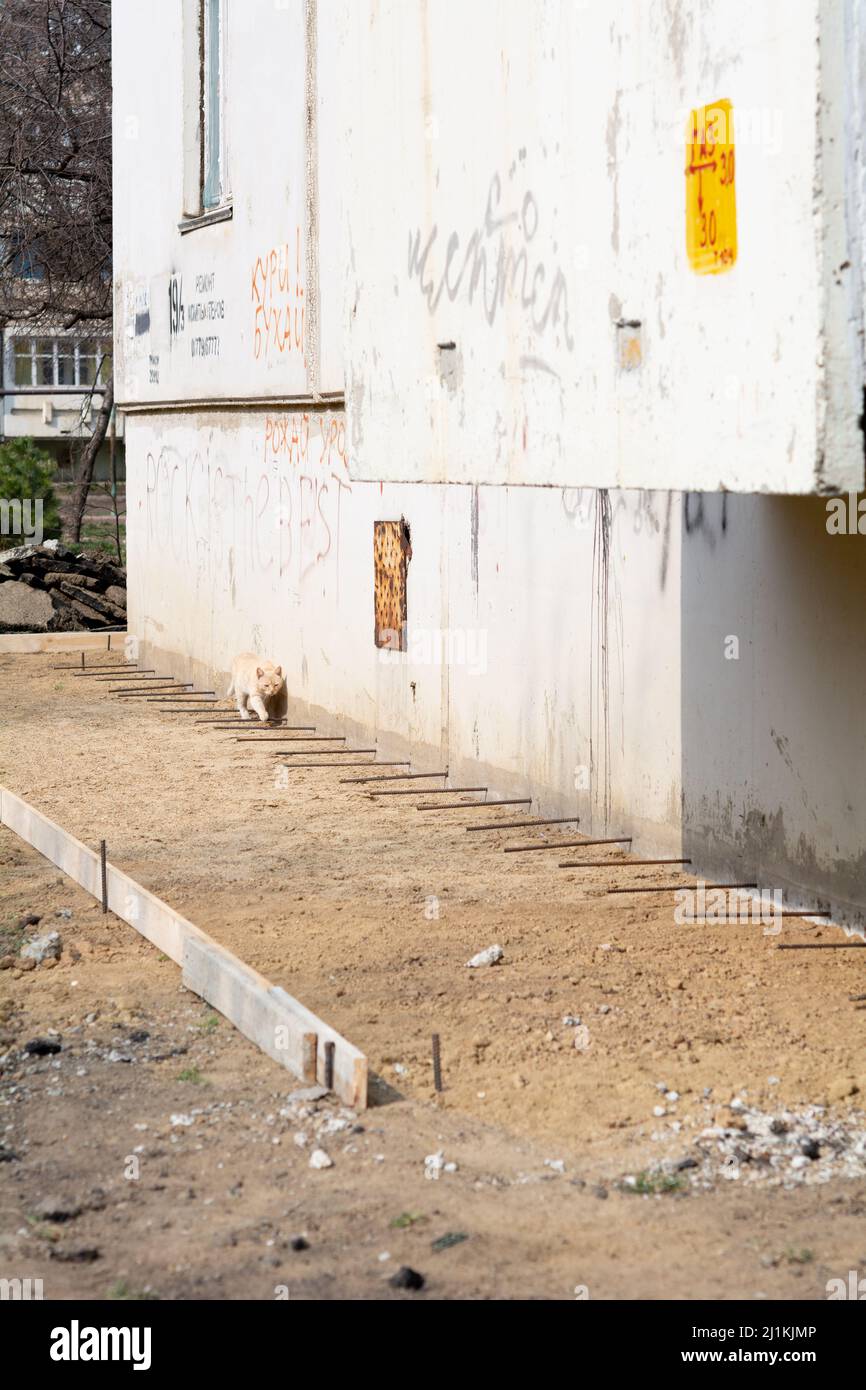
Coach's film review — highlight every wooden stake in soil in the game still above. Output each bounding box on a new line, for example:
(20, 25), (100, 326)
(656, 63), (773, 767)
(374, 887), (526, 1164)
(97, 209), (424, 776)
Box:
(432, 1034), (443, 1092)
(100, 839), (107, 913)
(302, 1032), (318, 1084)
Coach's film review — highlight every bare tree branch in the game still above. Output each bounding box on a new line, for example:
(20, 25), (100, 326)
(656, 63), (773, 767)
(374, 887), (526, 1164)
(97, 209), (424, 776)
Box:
(0, 0), (114, 539)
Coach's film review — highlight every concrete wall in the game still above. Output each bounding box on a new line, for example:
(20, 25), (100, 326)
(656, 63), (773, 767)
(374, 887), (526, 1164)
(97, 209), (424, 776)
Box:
(114, 0), (866, 931)
(126, 407), (684, 849)
(339, 0), (866, 495)
(112, 0), (339, 405)
(681, 492), (866, 922)
(127, 407), (866, 928)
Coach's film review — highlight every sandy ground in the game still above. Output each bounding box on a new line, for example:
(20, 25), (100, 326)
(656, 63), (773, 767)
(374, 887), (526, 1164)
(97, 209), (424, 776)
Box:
(1, 650), (865, 1300)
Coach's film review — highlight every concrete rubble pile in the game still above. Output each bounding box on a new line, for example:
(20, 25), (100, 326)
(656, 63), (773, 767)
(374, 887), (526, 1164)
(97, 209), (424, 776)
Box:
(0, 540), (126, 633)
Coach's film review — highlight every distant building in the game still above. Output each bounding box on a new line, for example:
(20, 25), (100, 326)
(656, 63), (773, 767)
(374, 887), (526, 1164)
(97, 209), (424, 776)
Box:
(112, 1), (866, 930)
(0, 323), (123, 479)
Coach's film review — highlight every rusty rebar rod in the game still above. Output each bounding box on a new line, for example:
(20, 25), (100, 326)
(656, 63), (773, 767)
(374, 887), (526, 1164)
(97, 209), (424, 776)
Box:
(418, 798), (532, 812)
(341, 771), (447, 784)
(200, 722), (314, 730)
(324, 1041), (335, 1091)
(771, 908), (833, 919)
(505, 836), (632, 855)
(61, 663), (138, 673)
(432, 1034), (443, 1092)
(607, 882), (757, 895)
(77, 670), (154, 679)
(277, 748), (377, 757)
(223, 725), (314, 733)
(100, 839), (107, 914)
(276, 761), (390, 770)
(466, 816), (581, 833)
(115, 685), (193, 696)
(156, 705), (222, 711)
(370, 786), (487, 798)
(235, 733), (339, 742)
(776, 942), (864, 950)
(560, 857), (692, 869)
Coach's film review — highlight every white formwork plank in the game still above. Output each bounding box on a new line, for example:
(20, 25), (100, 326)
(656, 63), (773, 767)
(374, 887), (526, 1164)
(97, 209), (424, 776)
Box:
(0, 631), (126, 654)
(0, 785), (368, 1109)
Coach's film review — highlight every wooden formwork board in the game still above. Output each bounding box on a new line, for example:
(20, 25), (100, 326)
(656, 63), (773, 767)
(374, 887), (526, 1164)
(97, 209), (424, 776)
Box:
(0, 630), (126, 654)
(0, 785), (367, 1109)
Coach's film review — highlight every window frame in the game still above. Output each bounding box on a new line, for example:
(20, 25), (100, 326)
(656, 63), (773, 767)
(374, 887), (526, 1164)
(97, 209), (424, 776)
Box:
(180, 0), (232, 232)
(4, 336), (112, 392)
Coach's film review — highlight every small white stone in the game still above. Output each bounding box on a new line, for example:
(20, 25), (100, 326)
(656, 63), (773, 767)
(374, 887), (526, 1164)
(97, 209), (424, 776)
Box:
(309, 1149), (333, 1170)
(466, 944), (504, 969)
(424, 1150), (445, 1179)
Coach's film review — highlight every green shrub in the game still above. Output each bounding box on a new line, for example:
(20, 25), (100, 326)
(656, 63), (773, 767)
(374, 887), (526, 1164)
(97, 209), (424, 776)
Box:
(0, 438), (62, 547)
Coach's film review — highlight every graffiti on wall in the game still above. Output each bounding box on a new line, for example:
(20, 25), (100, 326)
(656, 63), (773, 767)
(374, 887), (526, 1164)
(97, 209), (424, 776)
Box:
(143, 413), (351, 598)
(251, 230), (306, 364)
(408, 165), (576, 363)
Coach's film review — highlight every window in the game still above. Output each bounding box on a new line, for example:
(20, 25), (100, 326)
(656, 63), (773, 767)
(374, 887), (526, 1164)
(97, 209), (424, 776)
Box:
(36, 340), (55, 387)
(77, 340), (111, 387)
(12, 341), (34, 386)
(202, 0), (224, 208)
(5, 337), (111, 389)
(180, 0), (231, 228)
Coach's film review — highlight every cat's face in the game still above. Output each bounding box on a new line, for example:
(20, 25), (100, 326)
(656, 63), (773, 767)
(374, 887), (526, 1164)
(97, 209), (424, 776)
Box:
(256, 665), (284, 700)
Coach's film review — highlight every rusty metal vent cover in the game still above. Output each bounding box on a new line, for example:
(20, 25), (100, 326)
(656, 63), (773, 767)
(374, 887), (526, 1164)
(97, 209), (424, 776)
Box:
(374, 519), (411, 650)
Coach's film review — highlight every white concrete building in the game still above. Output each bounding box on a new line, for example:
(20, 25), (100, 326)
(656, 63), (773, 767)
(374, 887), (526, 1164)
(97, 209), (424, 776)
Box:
(112, 1), (866, 928)
(1, 324), (122, 474)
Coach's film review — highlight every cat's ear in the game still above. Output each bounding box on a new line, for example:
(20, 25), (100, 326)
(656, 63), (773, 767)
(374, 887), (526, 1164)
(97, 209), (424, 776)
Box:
(256, 667), (264, 679)
(275, 666), (282, 677)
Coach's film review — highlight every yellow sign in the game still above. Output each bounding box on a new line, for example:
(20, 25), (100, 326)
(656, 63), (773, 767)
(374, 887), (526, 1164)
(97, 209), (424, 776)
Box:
(686, 99), (737, 274)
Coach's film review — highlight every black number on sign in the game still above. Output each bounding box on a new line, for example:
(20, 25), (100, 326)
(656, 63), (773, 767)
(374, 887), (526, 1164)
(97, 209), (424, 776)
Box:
(168, 275), (184, 336)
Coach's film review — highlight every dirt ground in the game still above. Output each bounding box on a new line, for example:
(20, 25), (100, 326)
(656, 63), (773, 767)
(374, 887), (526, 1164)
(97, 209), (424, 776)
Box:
(1, 650), (865, 1300)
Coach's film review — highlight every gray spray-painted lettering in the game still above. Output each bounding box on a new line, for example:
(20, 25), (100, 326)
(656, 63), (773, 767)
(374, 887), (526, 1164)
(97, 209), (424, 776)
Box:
(408, 174), (575, 351)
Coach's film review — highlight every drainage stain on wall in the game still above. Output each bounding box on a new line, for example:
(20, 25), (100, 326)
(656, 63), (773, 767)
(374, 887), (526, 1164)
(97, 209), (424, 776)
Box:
(373, 518), (412, 651)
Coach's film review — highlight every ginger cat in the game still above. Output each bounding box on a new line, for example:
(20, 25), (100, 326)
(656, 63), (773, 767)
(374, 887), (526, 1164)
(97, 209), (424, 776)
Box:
(227, 652), (287, 722)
